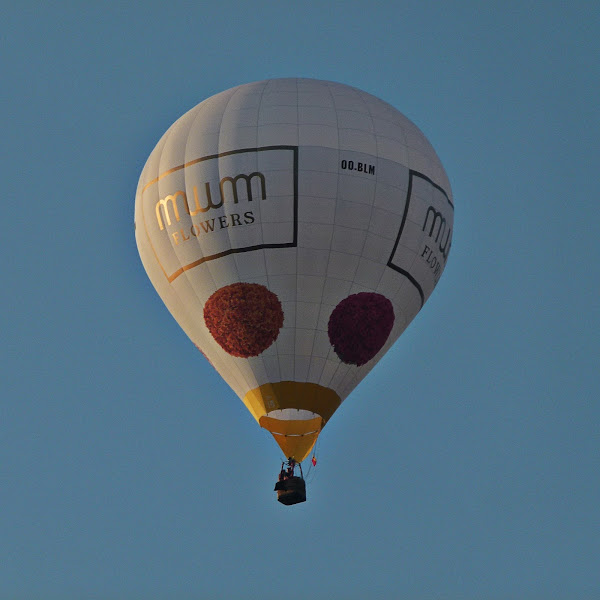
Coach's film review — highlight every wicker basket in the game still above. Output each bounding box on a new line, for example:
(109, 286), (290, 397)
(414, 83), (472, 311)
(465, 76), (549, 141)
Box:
(274, 476), (307, 505)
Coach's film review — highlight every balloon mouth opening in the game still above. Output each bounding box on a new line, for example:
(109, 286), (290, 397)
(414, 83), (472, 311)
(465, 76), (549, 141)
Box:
(242, 382), (342, 425)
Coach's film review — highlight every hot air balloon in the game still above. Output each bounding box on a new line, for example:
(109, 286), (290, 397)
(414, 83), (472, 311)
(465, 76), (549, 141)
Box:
(134, 78), (453, 505)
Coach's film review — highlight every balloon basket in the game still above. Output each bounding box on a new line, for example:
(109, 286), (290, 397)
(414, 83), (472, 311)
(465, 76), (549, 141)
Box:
(274, 476), (306, 506)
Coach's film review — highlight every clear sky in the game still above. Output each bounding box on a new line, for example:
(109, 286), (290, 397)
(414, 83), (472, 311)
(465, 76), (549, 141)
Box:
(2, 2), (599, 599)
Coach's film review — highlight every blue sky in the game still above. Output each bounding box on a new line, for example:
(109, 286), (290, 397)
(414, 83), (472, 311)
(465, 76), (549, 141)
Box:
(2, 2), (599, 599)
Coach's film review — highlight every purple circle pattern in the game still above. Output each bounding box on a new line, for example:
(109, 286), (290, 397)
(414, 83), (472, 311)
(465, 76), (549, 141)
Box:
(328, 293), (395, 366)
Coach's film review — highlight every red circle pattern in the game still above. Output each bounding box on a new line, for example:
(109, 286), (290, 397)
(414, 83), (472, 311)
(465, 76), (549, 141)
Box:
(204, 283), (284, 358)
(328, 292), (395, 366)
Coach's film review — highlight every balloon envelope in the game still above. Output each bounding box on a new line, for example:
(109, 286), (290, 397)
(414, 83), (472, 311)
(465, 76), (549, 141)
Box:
(135, 78), (453, 461)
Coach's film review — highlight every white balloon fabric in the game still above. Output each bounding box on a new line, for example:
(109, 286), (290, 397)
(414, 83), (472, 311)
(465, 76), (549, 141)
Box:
(135, 78), (453, 461)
